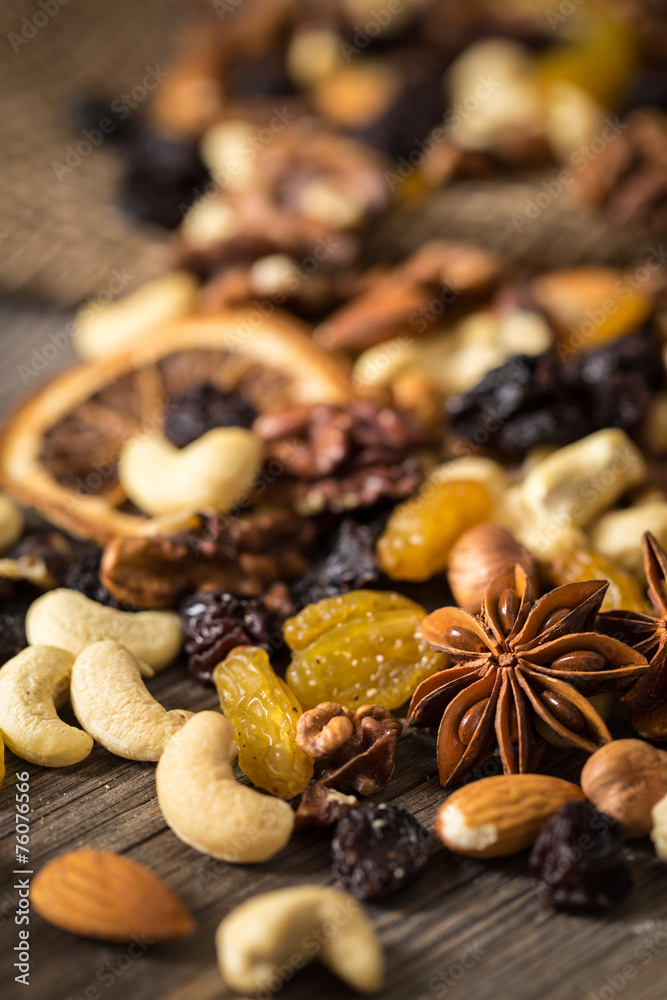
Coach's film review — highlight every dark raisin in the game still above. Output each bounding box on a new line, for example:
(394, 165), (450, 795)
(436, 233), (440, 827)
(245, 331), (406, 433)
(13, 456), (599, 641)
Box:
(529, 801), (632, 914)
(0, 598), (31, 664)
(180, 591), (279, 684)
(164, 385), (258, 448)
(448, 329), (662, 461)
(64, 548), (134, 610)
(332, 802), (430, 900)
(116, 125), (209, 230)
(291, 519), (380, 610)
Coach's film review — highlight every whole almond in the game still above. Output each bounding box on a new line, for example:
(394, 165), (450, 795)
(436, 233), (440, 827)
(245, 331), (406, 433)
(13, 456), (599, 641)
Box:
(31, 849), (194, 942)
(435, 774), (585, 858)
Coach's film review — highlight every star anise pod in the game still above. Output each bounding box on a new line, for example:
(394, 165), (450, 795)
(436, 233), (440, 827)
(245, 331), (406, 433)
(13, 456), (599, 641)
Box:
(599, 532), (667, 711)
(407, 565), (648, 787)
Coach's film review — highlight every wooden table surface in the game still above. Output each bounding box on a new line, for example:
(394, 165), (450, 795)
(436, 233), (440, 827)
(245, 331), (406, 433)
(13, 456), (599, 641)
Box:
(1, 303), (667, 1000)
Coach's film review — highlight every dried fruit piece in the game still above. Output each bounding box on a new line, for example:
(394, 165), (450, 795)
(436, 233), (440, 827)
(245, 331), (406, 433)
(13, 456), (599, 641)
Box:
(530, 801), (632, 913)
(164, 385), (257, 448)
(332, 803), (430, 899)
(376, 480), (493, 582)
(545, 547), (649, 614)
(290, 518), (380, 610)
(181, 590), (276, 683)
(285, 591), (446, 711)
(31, 849), (194, 942)
(448, 330), (662, 461)
(531, 269), (652, 355)
(213, 646), (313, 799)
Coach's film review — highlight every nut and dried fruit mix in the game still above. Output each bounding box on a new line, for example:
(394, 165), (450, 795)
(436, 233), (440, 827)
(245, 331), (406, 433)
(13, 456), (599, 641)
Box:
(5, 0), (667, 994)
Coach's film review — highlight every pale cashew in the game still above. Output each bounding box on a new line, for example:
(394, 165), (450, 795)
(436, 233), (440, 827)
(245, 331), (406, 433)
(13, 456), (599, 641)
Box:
(0, 492), (23, 553)
(0, 646), (92, 767)
(156, 711), (294, 863)
(73, 271), (199, 359)
(518, 428), (646, 529)
(118, 427), (262, 517)
(71, 641), (192, 761)
(590, 502), (667, 575)
(25, 589), (182, 675)
(216, 885), (384, 995)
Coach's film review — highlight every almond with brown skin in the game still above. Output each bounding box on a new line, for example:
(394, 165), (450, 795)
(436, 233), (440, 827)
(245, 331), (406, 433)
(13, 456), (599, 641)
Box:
(31, 849), (194, 942)
(435, 774), (585, 858)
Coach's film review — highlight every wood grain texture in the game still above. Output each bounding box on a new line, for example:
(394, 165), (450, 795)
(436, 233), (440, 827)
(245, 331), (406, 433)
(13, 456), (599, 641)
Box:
(2, 306), (667, 1000)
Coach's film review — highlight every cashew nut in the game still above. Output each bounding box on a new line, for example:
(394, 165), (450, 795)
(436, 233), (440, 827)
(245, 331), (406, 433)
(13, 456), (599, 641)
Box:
(590, 502), (667, 575)
(216, 885), (384, 995)
(25, 589), (182, 674)
(0, 646), (92, 767)
(0, 492), (23, 553)
(156, 711), (294, 863)
(118, 428), (262, 517)
(73, 271), (199, 359)
(71, 641), (192, 761)
(518, 428), (646, 529)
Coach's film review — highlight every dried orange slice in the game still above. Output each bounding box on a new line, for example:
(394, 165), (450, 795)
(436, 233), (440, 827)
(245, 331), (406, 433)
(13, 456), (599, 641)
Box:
(0, 309), (352, 545)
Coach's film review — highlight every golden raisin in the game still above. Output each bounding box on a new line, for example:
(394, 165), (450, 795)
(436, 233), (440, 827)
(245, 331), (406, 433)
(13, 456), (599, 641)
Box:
(546, 548), (649, 613)
(213, 646), (313, 799)
(376, 480), (493, 581)
(285, 590), (447, 711)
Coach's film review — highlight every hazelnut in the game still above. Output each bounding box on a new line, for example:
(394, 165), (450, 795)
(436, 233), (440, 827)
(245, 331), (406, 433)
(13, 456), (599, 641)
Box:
(581, 739), (667, 839)
(448, 522), (538, 613)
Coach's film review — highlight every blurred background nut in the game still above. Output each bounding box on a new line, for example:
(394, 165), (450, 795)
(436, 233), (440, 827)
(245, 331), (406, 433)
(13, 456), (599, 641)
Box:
(518, 428), (646, 530)
(581, 739), (667, 839)
(118, 427), (262, 517)
(215, 885), (384, 995)
(590, 503), (667, 576)
(73, 271), (199, 359)
(448, 522), (538, 612)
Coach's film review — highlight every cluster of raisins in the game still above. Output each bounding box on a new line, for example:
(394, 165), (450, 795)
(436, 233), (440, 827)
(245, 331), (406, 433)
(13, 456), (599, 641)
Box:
(448, 330), (663, 460)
